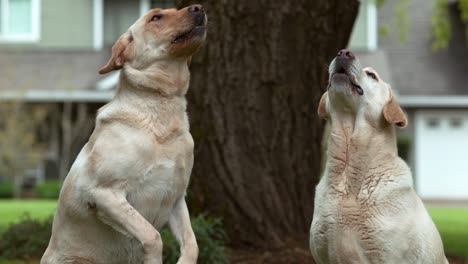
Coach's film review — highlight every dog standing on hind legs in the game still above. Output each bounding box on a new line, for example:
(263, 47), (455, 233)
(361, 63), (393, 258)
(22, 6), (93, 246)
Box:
(309, 49), (448, 264)
(41, 5), (207, 264)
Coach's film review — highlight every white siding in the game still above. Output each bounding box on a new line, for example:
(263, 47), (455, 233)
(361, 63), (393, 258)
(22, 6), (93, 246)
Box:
(414, 110), (468, 199)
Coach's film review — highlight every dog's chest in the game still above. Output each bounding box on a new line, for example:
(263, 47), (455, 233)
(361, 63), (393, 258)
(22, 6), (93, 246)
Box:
(311, 175), (409, 263)
(127, 133), (194, 228)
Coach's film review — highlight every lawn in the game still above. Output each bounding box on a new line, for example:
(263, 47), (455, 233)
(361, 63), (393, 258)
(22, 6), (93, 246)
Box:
(0, 200), (467, 260)
(428, 207), (468, 259)
(0, 199), (57, 233)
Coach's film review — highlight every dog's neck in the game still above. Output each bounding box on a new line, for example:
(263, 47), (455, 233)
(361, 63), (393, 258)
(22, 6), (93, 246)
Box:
(102, 60), (191, 142)
(324, 111), (399, 195)
(118, 59), (190, 98)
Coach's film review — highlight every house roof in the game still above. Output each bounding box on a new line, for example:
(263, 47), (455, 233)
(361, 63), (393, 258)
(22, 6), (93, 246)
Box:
(354, 50), (468, 108)
(355, 49), (393, 85)
(0, 50), (115, 102)
(377, 0), (468, 97)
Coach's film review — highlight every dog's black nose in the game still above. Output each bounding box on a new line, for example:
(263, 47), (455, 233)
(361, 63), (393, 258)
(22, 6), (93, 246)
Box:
(189, 4), (205, 14)
(337, 49), (355, 59)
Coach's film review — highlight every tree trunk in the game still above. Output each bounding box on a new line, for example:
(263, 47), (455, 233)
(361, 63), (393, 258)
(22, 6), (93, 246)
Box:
(176, 0), (359, 247)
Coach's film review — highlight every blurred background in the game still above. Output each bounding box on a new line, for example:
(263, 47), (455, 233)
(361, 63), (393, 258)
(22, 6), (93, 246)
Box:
(0, 0), (467, 263)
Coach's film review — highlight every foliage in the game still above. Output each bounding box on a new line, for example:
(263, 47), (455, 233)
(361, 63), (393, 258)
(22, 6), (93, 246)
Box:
(34, 181), (62, 199)
(162, 214), (228, 264)
(0, 215), (52, 260)
(432, 0), (453, 50)
(377, 0), (468, 50)
(432, 0), (468, 50)
(0, 259), (38, 264)
(0, 208), (227, 263)
(397, 135), (411, 162)
(461, 0), (468, 20)
(379, 25), (389, 40)
(0, 103), (48, 197)
(394, 0), (410, 44)
(373, 0), (410, 44)
(375, 0), (386, 9)
(429, 208), (468, 258)
(0, 182), (14, 198)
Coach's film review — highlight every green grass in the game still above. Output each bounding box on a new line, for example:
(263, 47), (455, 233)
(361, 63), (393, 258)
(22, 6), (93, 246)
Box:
(0, 200), (467, 259)
(0, 199), (57, 233)
(429, 207), (468, 259)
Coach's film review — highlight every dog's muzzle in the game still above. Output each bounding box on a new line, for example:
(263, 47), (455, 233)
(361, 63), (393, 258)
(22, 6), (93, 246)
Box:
(330, 49), (363, 95)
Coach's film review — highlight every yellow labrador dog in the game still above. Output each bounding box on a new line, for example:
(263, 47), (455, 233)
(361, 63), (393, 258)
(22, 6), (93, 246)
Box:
(309, 49), (447, 264)
(41, 5), (207, 264)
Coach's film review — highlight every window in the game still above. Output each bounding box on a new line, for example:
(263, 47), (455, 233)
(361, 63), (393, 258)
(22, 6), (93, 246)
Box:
(449, 118), (463, 128)
(151, 0), (173, 9)
(426, 118), (440, 128)
(0, 0), (40, 42)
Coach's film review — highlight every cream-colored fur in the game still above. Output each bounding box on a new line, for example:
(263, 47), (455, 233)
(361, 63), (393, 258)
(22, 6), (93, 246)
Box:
(41, 5), (207, 264)
(310, 51), (448, 264)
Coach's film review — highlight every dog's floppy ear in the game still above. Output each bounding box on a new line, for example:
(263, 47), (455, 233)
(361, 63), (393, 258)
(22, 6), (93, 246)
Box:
(383, 90), (408, 128)
(99, 31), (134, 74)
(318, 92), (328, 120)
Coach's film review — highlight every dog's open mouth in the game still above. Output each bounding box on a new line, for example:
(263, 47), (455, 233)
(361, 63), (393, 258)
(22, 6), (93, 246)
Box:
(172, 25), (205, 44)
(172, 16), (206, 44)
(334, 67), (364, 95)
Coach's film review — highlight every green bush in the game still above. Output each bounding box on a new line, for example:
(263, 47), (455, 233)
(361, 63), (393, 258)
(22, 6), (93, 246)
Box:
(0, 182), (14, 198)
(34, 181), (61, 199)
(162, 214), (228, 264)
(0, 214), (52, 260)
(0, 214), (228, 263)
(397, 136), (411, 162)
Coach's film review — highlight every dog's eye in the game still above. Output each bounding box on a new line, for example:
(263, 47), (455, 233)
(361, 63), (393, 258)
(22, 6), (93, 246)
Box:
(366, 71), (378, 81)
(151, 14), (163, 21)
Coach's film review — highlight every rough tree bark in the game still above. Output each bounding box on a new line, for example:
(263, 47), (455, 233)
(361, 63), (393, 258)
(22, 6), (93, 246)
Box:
(176, 0), (359, 247)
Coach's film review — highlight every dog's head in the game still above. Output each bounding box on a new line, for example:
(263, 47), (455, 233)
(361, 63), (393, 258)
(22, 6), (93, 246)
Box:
(318, 49), (407, 128)
(99, 5), (207, 74)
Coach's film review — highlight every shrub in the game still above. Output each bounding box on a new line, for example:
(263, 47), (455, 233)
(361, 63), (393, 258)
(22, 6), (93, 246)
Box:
(397, 136), (411, 162)
(0, 182), (14, 198)
(0, 214), (228, 263)
(162, 214), (228, 264)
(0, 214), (52, 260)
(34, 181), (61, 199)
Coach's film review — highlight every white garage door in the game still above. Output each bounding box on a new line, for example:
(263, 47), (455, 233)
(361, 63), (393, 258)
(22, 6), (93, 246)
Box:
(415, 110), (468, 199)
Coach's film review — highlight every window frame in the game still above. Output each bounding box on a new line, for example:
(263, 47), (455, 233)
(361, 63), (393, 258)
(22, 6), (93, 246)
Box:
(0, 0), (41, 43)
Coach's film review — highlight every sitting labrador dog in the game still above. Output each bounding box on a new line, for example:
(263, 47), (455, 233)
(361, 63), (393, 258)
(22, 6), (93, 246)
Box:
(309, 49), (448, 264)
(41, 5), (207, 264)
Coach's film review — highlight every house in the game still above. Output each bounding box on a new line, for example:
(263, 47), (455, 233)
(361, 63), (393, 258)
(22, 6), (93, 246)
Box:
(348, 0), (468, 201)
(0, 0), (174, 186)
